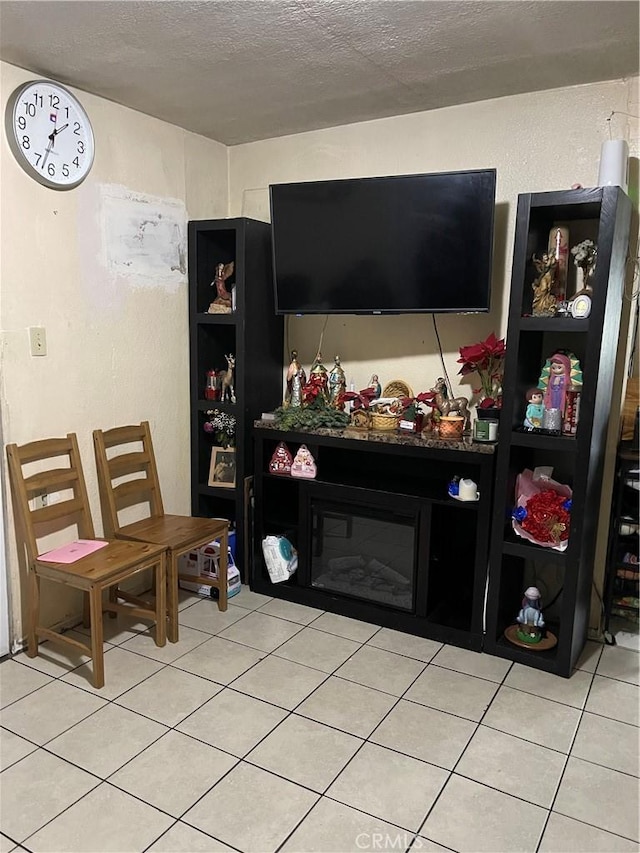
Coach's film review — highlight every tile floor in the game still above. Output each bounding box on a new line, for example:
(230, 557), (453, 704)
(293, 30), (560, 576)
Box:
(0, 587), (638, 853)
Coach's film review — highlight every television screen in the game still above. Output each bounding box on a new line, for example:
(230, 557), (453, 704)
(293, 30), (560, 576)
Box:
(270, 169), (496, 315)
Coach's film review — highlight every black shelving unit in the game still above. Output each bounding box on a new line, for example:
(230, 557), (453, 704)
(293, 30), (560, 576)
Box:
(604, 442), (639, 634)
(188, 218), (283, 580)
(485, 187), (633, 677)
(252, 425), (496, 650)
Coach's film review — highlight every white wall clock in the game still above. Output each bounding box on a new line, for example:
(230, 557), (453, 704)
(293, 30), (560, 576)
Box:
(4, 79), (95, 190)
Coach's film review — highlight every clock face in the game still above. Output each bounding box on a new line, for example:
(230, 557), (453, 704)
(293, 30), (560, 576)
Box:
(5, 80), (94, 190)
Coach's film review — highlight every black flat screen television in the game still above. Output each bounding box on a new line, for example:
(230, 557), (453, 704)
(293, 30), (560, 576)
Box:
(270, 169), (496, 315)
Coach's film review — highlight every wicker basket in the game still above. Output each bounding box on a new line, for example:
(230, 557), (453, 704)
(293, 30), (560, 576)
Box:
(383, 379), (414, 399)
(371, 412), (400, 431)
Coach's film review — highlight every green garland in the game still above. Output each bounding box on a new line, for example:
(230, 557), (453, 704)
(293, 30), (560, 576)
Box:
(274, 405), (350, 431)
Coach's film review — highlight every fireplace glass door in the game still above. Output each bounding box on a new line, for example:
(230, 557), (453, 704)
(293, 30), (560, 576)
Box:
(308, 496), (419, 612)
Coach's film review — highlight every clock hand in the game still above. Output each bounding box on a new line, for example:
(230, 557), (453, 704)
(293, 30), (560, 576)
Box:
(51, 123), (69, 137)
(41, 139), (54, 169)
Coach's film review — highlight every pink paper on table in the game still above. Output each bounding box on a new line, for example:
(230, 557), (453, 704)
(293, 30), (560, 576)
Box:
(38, 539), (109, 563)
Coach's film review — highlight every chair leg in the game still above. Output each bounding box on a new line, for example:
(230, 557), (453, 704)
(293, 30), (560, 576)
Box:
(82, 591), (90, 628)
(167, 552), (179, 644)
(217, 530), (228, 613)
(107, 585), (118, 618)
(89, 585), (105, 689)
(27, 569), (40, 658)
(154, 554), (166, 648)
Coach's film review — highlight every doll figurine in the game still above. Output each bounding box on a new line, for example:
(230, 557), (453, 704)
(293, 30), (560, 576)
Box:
(524, 388), (545, 429)
(516, 586), (546, 644)
(543, 353), (572, 416)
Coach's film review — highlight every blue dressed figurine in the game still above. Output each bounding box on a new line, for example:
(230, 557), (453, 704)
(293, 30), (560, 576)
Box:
(516, 586), (545, 644)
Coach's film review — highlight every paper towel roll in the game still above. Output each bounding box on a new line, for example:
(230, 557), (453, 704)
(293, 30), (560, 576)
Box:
(598, 140), (629, 192)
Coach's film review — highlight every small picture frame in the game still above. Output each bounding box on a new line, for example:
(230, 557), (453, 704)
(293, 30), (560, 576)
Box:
(208, 446), (236, 488)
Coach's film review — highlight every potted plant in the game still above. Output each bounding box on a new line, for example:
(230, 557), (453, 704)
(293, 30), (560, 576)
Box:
(457, 332), (506, 418)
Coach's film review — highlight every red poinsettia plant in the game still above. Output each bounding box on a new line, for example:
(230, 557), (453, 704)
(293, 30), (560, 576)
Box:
(457, 332), (506, 408)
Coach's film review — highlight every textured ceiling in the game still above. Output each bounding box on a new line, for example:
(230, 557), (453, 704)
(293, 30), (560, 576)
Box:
(0, 0), (638, 145)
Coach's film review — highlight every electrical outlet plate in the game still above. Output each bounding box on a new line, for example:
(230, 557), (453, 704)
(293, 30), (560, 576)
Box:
(29, 326), (47, 356)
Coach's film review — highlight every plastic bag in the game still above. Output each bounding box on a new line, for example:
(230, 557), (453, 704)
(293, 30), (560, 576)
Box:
(512, 467), (572, 551)
(262, 535), (298, 583)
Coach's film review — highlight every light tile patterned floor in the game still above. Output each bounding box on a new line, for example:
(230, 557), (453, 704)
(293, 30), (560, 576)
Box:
(1, 588), (638, 853)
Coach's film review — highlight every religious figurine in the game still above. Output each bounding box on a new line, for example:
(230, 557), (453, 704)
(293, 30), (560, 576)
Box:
(207, 262), (234, 314)
(531, 252), (558, 316)
(369, 374), (382, 399)
(285, 350), (306, 408)
(516, 586), (546, 644)
(524, 388), (544, 429)
(328, 356), (347, 408)
(308, 353), (329, 403)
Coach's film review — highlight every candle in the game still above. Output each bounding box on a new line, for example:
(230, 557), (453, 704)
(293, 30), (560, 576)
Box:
(458, 478), (478, 501)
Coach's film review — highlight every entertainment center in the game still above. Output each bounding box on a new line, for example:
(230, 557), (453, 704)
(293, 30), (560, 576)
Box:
(188, 176), (633, 676)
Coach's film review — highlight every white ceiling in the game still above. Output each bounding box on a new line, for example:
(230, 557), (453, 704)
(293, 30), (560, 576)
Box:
(1, 1), (638, 145)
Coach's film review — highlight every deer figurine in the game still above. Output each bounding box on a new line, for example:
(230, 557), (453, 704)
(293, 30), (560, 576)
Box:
(431, 377), (470, 430)
(218, 354), (236, 403)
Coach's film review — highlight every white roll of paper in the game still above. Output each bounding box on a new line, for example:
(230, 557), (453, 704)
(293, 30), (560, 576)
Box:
(598, 139), (629, 192)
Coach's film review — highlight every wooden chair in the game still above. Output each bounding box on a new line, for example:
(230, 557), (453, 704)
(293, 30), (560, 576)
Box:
(92, 421), (229, 643)
(6, 434), (167, 688)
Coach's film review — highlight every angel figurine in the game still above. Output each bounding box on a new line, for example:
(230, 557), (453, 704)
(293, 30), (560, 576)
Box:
(207, 262), (234, 314)
(531, 252), (558, 316)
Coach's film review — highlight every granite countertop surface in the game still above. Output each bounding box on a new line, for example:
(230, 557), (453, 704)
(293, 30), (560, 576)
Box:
(253, 419), (496, 454)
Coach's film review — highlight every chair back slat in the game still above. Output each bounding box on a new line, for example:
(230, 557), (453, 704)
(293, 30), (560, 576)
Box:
(93, 421), (165, 538)
(107, 451), (150, 479)
(24, 467), (79, 496)
(31, 497), (86, 525)
(6, 434), (96, 565)
(16, 437), (74, 463)
(99, 424), (149, 448)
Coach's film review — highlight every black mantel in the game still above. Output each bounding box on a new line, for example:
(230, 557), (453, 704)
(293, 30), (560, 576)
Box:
(251, 422), (496, 650)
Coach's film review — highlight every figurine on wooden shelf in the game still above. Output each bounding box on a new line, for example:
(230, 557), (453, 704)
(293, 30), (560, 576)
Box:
(431, 378), (470, 431)
(328, 356), (347, 408)
(207, 262), (234, 314)
(305, 353), (329, 405)
(285, 350), (306, 408)
(219, 353), (236, 403)
(536, 351), (581, 430)
(369, 374), (382, 399)
(516, 586), (546, 644)
(531, 252), (558, 316)
(523, 388), (545, 430)
(571, 239), (596, 297)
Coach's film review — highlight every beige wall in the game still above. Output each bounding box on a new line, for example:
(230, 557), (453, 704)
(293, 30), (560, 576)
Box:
(0, 61), (228, 645)
(229, 78), (638, 399)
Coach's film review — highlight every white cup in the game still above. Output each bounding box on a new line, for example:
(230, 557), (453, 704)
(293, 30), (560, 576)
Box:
(458, 478), (478, 501)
